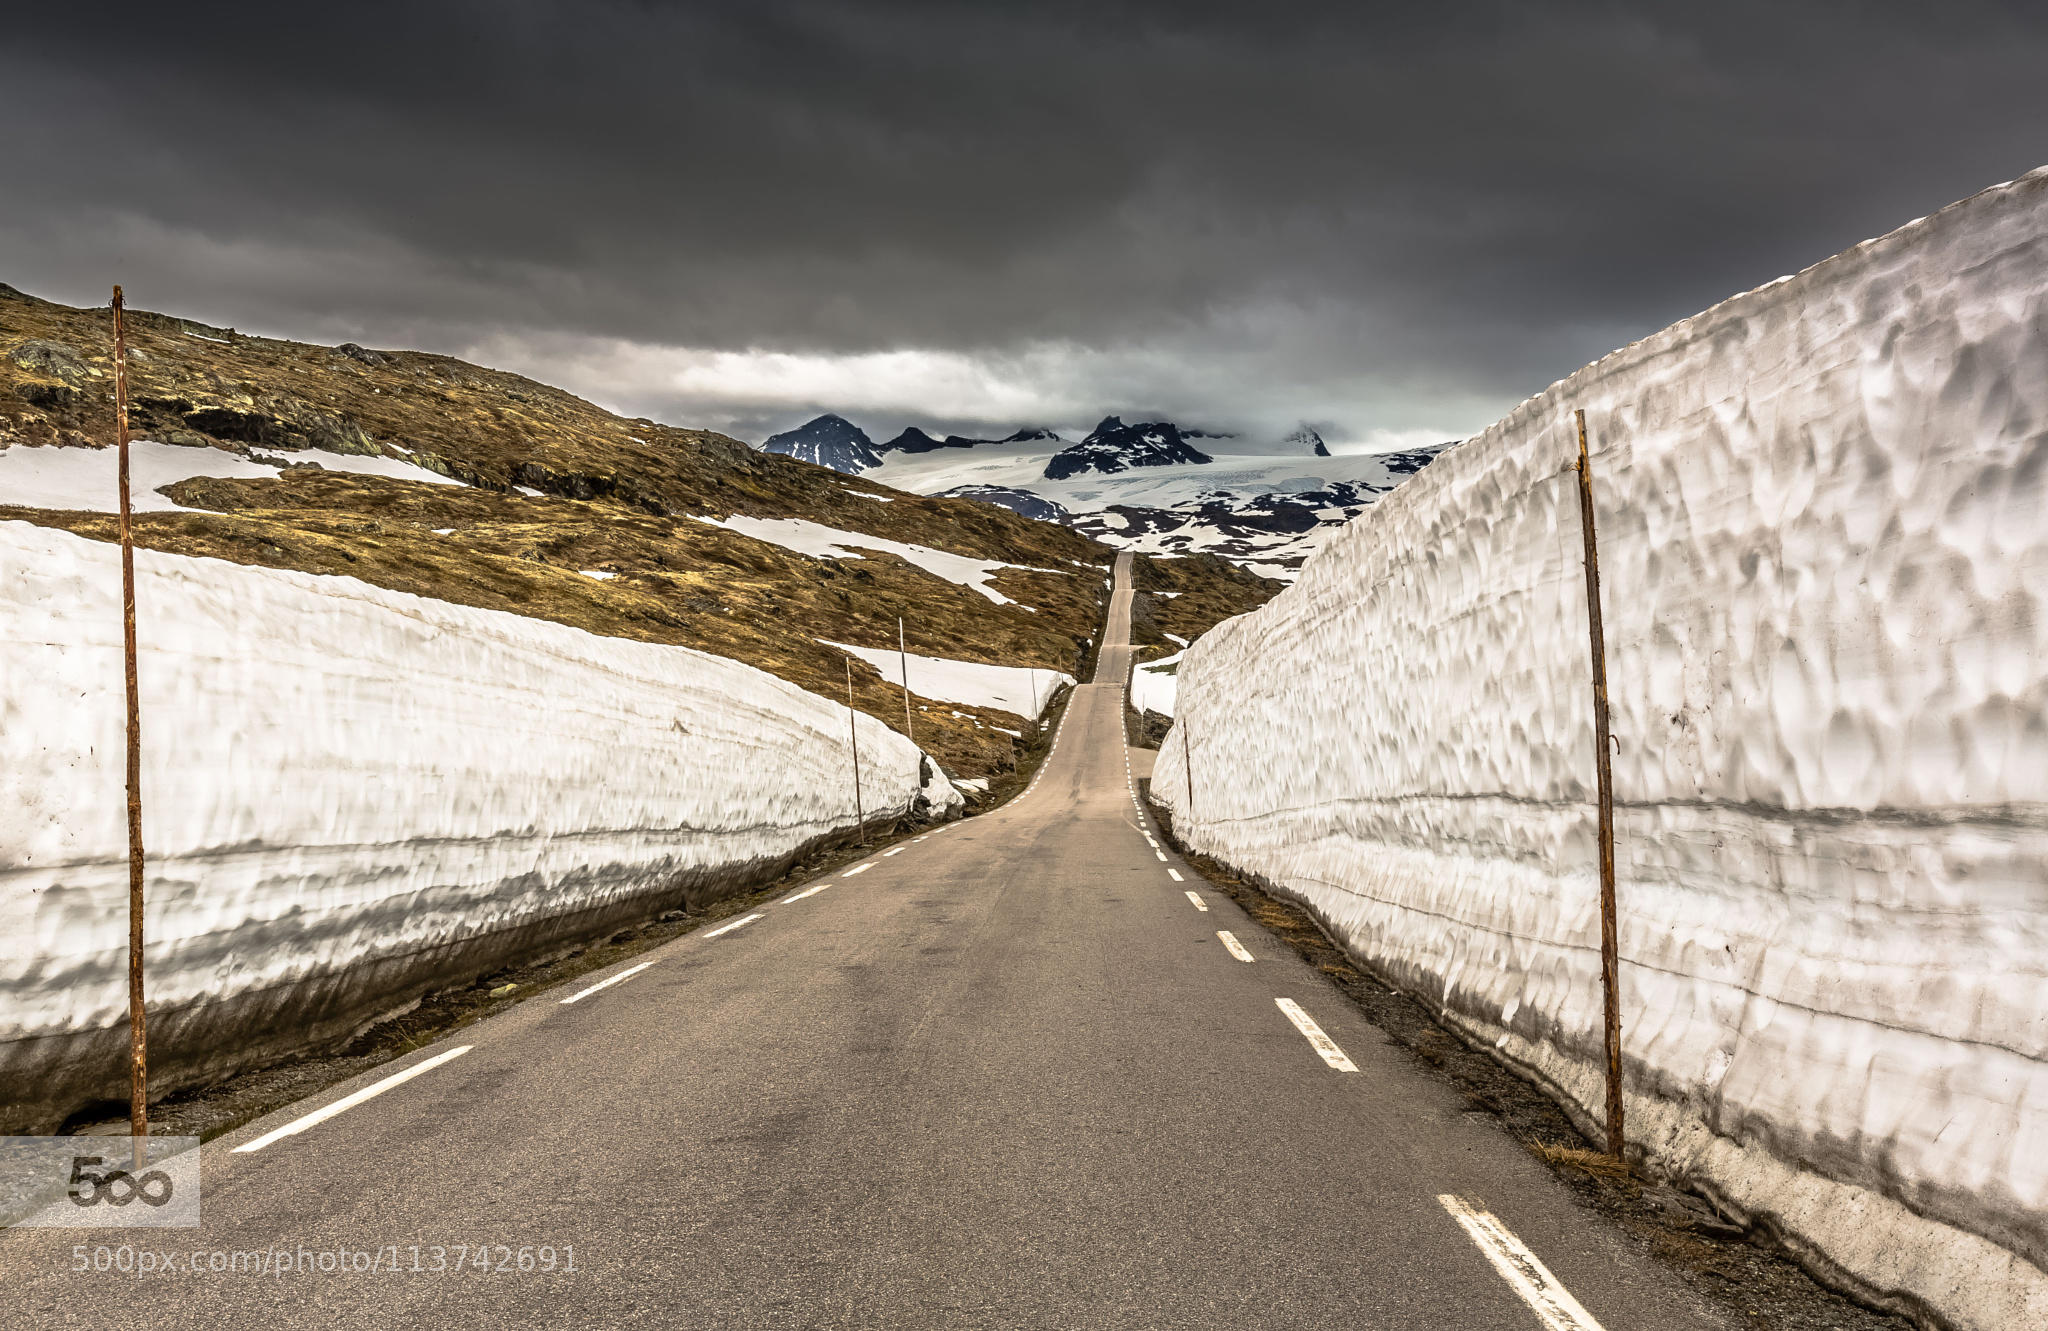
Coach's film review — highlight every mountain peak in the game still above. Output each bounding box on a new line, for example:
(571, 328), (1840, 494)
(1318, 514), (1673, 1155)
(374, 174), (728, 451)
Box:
(759, 413), (880, 473)
(1045, 419), (1211, 480)
(1281, 424), (1329, 457)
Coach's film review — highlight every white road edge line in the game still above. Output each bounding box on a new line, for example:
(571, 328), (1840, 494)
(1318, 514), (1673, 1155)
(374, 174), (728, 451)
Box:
(842, 863), (874, 877)
(1438, 1194), (1608, 1331)
(232, 1046), (472, 1153)
(1218, 930), (1255, 962)
(1154, 850), (1167, 861)
(559, 959), (657, 1005)
(883, 847), (905, 857)
(1275, 997), (1359, 1072)
(781, 883), (829, 905)
(1184, 890), (1208, 912)
(705, 912), (765, 938)
(1167, 868), (1184, 882)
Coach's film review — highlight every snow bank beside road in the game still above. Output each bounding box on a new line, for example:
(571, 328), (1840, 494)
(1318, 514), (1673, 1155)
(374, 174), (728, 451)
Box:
(1154, 169), (2048, 1330)
(0, 521), (957, 1133)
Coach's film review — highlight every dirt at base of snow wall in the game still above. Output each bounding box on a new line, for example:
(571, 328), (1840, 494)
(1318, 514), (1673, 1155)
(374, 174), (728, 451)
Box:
(0, 521), (960, 1134)
(1153, 167), (2048, 1331)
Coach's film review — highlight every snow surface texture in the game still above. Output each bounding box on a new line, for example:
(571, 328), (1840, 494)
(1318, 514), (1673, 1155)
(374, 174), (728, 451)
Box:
(0, 521), (959, 1132)
(823, 640), (1073, 718)
(694, 513), (1063, 606)
(0, 439), (459, 513)
(1152, 169), (2048, 1330)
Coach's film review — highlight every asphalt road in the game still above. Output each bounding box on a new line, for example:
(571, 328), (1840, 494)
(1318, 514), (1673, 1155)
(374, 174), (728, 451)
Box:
(1, 552), (1726, 1329)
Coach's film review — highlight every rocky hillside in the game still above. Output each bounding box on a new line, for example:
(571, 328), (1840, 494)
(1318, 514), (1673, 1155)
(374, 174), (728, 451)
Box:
(1, 285), (1281, 781)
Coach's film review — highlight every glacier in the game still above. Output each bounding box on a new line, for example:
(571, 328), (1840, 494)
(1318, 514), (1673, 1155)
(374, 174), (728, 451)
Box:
(1151, 168), (2048, 1329)
(0, 521), (958, 1133)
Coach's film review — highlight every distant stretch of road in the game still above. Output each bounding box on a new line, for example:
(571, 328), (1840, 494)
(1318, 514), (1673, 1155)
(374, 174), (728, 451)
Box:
(0, 552), (1723, 1329)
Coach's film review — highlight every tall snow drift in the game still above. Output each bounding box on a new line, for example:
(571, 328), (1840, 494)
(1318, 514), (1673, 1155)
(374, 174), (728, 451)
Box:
(0, 521), (958, 1132)
(1153, 169), (2048, 1330)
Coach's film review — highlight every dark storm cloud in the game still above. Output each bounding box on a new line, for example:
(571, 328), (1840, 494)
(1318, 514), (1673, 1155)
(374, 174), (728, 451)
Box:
(4, 1), (2046, 439)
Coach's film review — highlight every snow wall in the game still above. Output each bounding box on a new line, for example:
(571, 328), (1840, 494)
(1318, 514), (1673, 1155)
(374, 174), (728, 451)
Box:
(1153, 168), (2048, 1330)
(0, 521), (959, 1133)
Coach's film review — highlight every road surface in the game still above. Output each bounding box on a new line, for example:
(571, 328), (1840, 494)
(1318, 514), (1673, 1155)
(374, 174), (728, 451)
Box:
(0, 552), (1724, 1329)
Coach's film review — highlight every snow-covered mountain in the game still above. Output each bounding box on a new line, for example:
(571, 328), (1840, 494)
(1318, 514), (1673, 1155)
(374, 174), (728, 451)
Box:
(761, 413), (882, 472)
(763, 410), (1448, 577)
(1043, 417), (1213, 478)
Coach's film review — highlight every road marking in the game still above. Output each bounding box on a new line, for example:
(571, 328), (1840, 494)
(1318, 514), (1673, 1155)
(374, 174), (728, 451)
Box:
(1154, 850), (1167, 861)
(1218, 931), (1254, 962)
(781, 883), (829, 904)
(1275, 997), (1358, 1072)
(883, 847), (905, 857)
(1184, 890), (1208, 912)
(705, 912), (764, 938)
(1167, 868), (1184, 882)
(559, 959), (657, 1005)
(842, 863), (874, 877)
(232, 1046), (473, 1153)
(1438, 1195), (1608, 1330)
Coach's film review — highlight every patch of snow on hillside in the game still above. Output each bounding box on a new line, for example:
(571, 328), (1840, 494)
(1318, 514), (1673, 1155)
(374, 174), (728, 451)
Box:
(0, 440), (470, 513)
(823, 639), (1073, 718)
(255, 450), (461, 487)
(0, 441), (283, 512)
(697, 514), (1059, 605)
(1131, 649), (1182, 716)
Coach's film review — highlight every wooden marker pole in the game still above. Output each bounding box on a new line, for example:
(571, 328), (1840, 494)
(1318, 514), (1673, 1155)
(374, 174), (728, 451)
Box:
(1572, 408), (1625, 1160)
(897, 617), (915, 748)
(1181, 716), (1196, 826)
(845, 660), (866, 846)
(113, 287), (149, 1160)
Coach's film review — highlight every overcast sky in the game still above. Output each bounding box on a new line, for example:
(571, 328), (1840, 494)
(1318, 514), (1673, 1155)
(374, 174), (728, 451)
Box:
(5, 1), (2045, 449)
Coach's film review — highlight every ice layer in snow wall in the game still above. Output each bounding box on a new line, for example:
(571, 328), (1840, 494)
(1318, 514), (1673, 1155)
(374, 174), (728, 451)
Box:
(0, 523), (958, 1131)
(1152, 169), (2048, 1330)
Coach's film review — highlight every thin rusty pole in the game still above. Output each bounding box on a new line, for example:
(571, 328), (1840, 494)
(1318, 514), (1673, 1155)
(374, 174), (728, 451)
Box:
(845, 659), (866, 846)
(1573, 408), (1625, 1161)
(113, 287), (149, 1160)
(897, 616), (915, 748)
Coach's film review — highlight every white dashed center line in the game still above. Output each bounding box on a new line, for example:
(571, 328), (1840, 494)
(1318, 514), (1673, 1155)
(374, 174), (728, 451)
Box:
(1184, 890), (1208, 912)
(842, 863), (874, 877)
(704, 912), (764, 938)
(560, 960), (656, 1005)
(1275, 997), (1358, 1072)
(1167, 868), (1184, 882)
(1438, 1194), (1608, 1330)
(780, 883), (829, 905)
(1217, 931), (1254, 962)
(232, 1046), (473, 1153)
